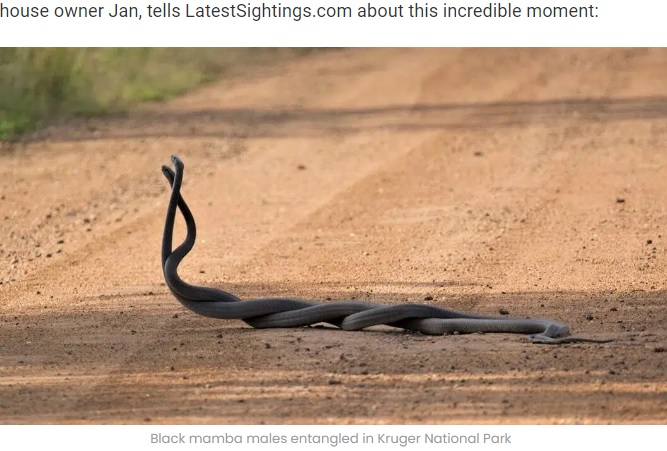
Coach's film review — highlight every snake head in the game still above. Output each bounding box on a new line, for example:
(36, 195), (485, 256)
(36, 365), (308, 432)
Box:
(171, 155), (184, 171)
(162, 165), (176, 185)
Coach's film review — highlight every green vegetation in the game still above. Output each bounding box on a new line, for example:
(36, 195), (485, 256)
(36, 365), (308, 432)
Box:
(0, 48), (317, 140)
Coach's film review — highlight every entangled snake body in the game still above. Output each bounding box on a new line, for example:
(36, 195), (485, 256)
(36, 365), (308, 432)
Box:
(161, 156), (612, 344)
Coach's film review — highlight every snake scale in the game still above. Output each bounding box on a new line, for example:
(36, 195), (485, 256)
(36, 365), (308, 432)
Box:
(161, 155), (612, 344)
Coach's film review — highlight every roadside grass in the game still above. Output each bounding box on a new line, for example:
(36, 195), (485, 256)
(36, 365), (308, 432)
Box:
(0, 48), (319, 141)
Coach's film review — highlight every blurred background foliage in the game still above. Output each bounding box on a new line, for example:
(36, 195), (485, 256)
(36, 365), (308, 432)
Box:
(0, 48), (318, 140)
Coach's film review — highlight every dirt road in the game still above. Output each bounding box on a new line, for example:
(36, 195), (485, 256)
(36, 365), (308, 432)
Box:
(1, 49), (666, 424)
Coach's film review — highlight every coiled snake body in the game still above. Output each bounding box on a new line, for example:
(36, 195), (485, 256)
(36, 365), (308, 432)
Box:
(161, 156), (611, 344)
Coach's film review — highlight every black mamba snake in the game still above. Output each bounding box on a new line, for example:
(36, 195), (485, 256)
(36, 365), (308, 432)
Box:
(161, 155), (612, 344)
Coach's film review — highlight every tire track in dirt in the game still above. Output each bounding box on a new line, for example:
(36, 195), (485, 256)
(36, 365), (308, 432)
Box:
(229, 50), (633, 297)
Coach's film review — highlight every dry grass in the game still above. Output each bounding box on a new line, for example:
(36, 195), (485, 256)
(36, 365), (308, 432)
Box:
(0, 48), (319, 140)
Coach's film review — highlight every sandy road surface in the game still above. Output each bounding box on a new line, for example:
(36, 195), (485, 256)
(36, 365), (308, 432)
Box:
(1, 49), (666, 424)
